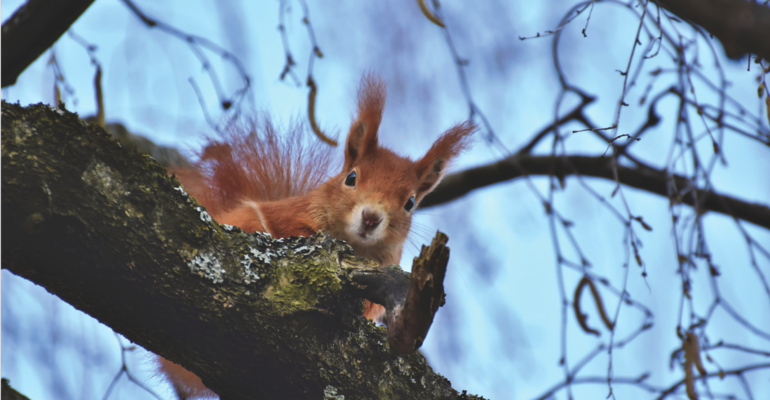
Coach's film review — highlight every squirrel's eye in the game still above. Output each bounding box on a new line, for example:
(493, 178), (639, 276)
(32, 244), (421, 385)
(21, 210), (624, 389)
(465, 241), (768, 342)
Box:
(344, 171), (357, 187)
(404, 196), (415, 212)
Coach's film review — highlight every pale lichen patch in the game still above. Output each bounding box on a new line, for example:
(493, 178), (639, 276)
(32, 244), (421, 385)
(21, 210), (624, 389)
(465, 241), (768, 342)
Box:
(174, 185), (188, 197)
(47, 105), (65, 116)
(8, 121), (36, 145)
(293, 245), (313, 256)
(249, 247), (276, 265)
(323, 385), (345, 400)
(196, 207), (213, 223)
(81, 162), (126, 203)
(393, 357), (418, 385)
(241, 253), (261, 284)
(188, 252), (224, 284)
(124, 202), (144, 219)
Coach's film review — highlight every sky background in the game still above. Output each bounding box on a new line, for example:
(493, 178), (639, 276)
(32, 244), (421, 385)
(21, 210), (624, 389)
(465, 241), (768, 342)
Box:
(2, 1), (770, 399)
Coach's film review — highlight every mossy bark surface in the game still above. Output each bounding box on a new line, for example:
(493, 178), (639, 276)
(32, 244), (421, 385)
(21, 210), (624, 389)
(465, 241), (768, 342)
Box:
(1, 102), (483, 399)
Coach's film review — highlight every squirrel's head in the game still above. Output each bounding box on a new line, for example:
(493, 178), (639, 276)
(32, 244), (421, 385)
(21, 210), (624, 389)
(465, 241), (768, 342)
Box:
(319, 75), (476, 265)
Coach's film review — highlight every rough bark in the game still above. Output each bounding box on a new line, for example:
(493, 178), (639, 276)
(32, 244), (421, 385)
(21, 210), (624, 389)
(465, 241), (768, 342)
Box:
(1, 102), (482, 400)
(1, 0), (96, 87)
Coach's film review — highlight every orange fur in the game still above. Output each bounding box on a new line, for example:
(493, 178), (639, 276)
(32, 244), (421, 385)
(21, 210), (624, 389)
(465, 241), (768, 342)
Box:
(157, 358), (217, 400)
(164, 75), (476, 399)
(170, 116), (336, 220)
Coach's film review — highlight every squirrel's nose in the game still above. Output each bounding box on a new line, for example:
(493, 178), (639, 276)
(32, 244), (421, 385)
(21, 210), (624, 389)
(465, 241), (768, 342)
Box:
(362, 209), (383, 229)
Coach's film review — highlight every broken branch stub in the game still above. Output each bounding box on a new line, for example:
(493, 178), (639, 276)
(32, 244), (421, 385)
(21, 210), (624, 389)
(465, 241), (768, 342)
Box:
(386, 232), (450, 354)
(344, 231), (451, 353)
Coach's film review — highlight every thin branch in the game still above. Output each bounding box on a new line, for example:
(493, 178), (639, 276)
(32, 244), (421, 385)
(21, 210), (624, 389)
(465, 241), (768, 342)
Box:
(101, 333), (164, 400)
(120, 0), (251, 123)
(706, 341), (770, 358)
(656, 363), (770, 400)
(422, 154), (770, 230)
(535, 374), (661, 400)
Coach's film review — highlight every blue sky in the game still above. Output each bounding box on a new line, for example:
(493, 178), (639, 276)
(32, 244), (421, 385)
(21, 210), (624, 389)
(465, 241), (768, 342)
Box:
(3, 1), (770, 399)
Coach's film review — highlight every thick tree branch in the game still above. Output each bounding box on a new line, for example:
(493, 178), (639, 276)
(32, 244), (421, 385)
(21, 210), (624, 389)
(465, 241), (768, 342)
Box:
(653, 0), (770, 61)
(423, 154), (770, 231)
(1, 0), (96, 87)
(1, 379), (32, 400)
(1, 102), (480, 400)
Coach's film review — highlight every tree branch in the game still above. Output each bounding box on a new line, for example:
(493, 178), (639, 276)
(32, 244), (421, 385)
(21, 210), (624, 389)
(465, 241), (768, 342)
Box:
(386, 233), (449, 354)
(1, 379), (32, 400)
(653, 0), (770, 61)
(423, 154), (770, 231)
(1, 0), (96, 87)
(655, 362), (770, 400)
(1, 102), (480, 400)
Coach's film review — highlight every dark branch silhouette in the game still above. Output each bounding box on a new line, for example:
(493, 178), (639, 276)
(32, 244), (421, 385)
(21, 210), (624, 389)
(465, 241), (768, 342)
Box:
(423, 154), (770, 230)
(1, 379), (32, 400)
(1, 0), (95, 87)
(654, 0), (770, 61)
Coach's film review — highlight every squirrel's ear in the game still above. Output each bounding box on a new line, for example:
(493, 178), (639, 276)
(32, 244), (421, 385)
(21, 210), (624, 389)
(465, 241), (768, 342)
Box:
(415, 121), (476, 201)
(344, 74), (386, 171)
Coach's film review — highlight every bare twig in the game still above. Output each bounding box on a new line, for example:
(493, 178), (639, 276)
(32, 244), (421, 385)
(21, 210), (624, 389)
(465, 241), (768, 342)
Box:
(101, 334), (163, 400)
(120, 0), (251, 126)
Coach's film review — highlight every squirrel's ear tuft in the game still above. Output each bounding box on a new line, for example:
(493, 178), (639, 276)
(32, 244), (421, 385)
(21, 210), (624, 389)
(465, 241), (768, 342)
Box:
(415, 121), (477, 200)
(344, 74), (386, 170)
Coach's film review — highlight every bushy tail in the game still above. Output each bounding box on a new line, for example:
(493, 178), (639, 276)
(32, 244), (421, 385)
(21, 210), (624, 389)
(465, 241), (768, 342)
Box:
(172, 116), (338, 220)
(157, 357), (217, 400)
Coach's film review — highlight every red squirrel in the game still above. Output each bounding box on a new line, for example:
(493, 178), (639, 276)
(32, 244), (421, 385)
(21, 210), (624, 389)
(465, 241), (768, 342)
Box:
(160, 75), (475, 399)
